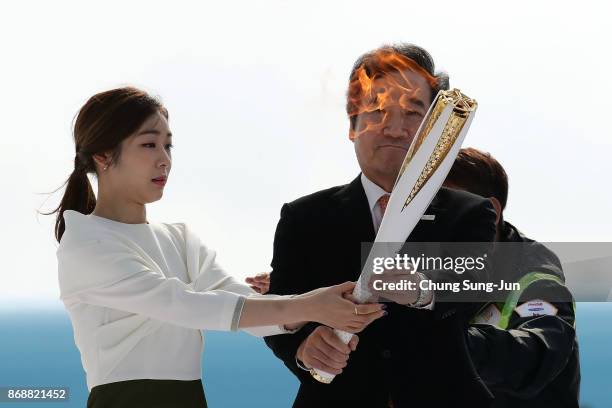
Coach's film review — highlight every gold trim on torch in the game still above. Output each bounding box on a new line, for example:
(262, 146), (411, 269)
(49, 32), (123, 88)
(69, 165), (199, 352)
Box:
(399, 89), (477, 211)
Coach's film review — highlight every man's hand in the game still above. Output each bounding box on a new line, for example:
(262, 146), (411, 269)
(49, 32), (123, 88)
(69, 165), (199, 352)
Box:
(245, 272), (270, 294)
(367, 268), (431, 306)
(296, 326), (359, 375)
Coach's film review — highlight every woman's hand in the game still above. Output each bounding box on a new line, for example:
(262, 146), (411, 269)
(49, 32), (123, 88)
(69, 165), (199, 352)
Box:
(300, 281), (387, 333)
(245, 272), (270, 294)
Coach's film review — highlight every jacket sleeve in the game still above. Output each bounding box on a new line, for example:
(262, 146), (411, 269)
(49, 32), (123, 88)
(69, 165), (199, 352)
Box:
(425, 198), (497, 321)
(467, 279), (577, 399)
(263, 203), (322, 384)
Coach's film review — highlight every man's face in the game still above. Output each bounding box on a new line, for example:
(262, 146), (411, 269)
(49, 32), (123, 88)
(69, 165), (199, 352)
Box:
(353, 69), (432, 186)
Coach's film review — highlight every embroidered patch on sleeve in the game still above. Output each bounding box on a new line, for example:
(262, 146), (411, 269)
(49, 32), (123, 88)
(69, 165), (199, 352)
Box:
(515, 299), (558, 318)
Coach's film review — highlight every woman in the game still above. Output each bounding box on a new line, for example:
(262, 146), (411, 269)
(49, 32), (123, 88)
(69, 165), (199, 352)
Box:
(48, 87), (385, 407)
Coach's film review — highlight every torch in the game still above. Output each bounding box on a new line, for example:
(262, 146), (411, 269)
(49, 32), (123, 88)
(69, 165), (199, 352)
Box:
(310, 88), (478, 384)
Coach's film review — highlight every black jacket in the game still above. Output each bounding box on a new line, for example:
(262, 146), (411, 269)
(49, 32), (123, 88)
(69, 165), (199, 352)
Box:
(467, 222), (581, 407)
(264, 175), (498, 408)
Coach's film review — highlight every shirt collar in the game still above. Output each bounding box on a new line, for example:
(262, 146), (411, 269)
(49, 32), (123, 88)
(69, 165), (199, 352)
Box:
(360, 173), (389, 212)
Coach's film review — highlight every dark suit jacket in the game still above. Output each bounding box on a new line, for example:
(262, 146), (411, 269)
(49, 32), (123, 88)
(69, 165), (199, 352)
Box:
(468, 222), (580, 407)
(264, 175), (498, 408)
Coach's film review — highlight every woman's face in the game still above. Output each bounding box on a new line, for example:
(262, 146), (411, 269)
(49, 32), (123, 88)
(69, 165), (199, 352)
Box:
(100, 111), (173, 205)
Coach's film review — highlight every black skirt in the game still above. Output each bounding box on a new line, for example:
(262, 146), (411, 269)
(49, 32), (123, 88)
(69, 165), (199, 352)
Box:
(87, 379), (207, 408)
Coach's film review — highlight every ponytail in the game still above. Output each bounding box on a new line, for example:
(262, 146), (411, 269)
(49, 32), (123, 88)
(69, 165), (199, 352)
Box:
(42, 153), (97, 243)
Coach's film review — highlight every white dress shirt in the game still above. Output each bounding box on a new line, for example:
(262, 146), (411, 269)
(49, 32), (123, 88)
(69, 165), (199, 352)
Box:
(361, 173), (391, 233)
(57, 210), (294, 390)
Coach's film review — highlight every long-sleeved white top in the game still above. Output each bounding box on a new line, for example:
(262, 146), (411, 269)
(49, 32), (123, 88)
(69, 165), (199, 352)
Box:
(57, 210), (293, 391)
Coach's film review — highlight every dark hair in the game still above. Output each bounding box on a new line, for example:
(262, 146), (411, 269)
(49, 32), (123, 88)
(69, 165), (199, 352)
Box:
(347, 43), (450, 129)
(445, 147), (509, 211)
(40, 87), (168, 243)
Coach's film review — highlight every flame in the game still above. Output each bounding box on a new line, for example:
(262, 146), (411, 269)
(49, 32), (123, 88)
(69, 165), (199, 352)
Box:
(347, 49), (438, 140)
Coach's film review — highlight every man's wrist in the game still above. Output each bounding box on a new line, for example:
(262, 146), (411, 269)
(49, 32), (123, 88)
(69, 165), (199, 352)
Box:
(295, 341), (310, 371)
(410, 272), (432, 307)
(295, 355), (310, 371)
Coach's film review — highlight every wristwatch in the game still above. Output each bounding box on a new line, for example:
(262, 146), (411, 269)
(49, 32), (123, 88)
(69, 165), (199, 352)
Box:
(411, 272), (431, 308)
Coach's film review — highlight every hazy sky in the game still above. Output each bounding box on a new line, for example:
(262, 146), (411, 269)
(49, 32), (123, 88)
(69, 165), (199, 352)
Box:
(2, 0), (610, 304)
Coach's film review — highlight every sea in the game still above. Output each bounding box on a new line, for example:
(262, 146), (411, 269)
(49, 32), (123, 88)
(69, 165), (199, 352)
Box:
(0, 303), (609, 407)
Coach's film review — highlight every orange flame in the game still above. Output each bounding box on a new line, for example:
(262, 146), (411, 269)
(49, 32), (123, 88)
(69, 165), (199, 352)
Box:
(347, 50), (438, 140)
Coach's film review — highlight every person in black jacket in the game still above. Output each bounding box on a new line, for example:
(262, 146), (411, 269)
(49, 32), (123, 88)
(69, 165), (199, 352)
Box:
(444, 147), (580, 407)
(264, 44), (498, 408)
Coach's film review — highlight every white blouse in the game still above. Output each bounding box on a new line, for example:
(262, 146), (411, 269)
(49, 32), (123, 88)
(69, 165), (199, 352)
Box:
(57, 210), (292, 391)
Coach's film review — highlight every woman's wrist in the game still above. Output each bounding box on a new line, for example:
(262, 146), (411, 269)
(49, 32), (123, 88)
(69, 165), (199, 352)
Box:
(289, 293), (316, 323)
(281, 295), (307, 330)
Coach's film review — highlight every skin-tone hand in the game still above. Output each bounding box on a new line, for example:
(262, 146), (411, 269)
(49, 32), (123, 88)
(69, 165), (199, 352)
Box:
(367, 268), (432, 306)
(300, 282), (387, 333)
(297, 326), (360, 375)
(238, 281), (386, 332)
(242, 275), (386, 330)
(245, 272), (270, 294)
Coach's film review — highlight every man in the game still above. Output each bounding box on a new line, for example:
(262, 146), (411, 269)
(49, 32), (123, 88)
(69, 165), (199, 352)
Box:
(264, 44), (498, 407)
(444, 147), (580, 407)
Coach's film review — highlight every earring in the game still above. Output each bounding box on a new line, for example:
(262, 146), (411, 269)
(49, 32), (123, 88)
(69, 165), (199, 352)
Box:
(103, 165), (108, 171)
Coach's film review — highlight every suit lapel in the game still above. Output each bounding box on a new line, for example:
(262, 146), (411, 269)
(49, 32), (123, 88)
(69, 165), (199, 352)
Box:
(331, 174), (376, 244)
